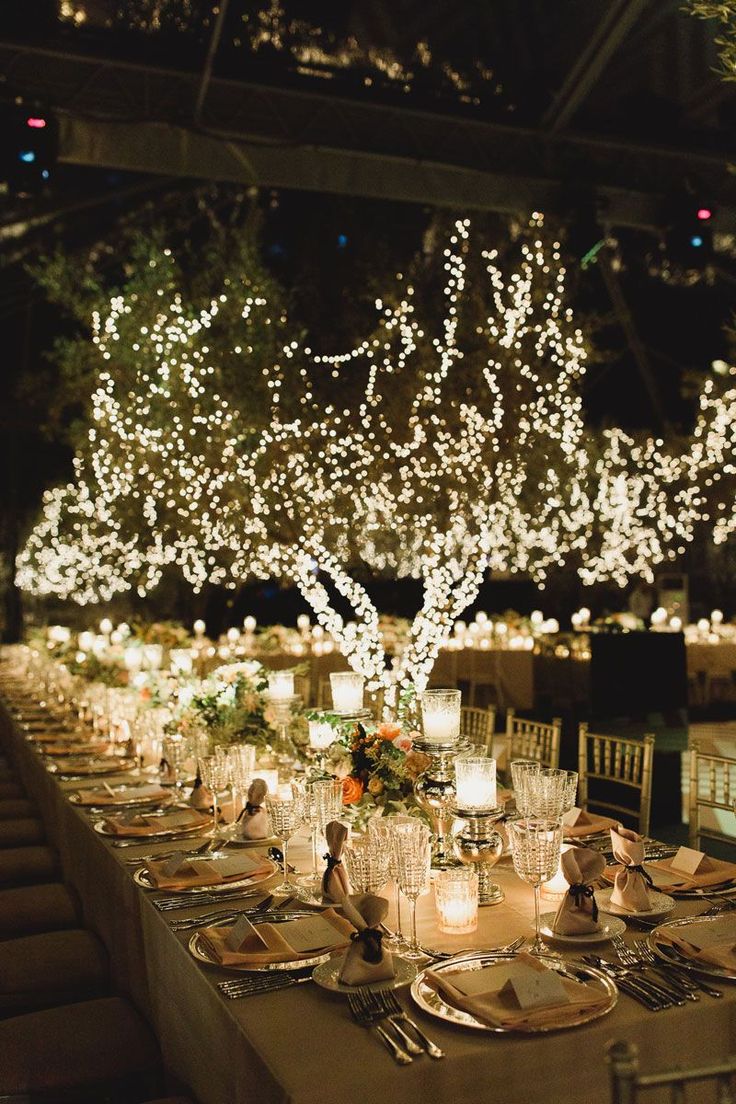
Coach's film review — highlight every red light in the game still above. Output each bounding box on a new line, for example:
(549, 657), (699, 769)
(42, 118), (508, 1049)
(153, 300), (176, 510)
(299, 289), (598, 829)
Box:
(697, 207), (712, 221)
(26, 117), (46, 129)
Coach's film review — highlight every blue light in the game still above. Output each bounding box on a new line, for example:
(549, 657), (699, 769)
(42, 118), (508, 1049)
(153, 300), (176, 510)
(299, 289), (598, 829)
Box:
(41, 169), (50, 180)
(690, 235), (704, 248)
(19, 150), (35, 163)
(337, 233), (348, 248)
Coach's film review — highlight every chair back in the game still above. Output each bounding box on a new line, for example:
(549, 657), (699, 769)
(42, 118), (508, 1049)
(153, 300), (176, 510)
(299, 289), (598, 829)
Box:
(316, 676), (331, 710)
(578, 725), (654, 836)
(607, 1040), (736, 1104)
(506, 709), (561, 768)
(460, 706), (496, 750)
(689, 741), (736, 851)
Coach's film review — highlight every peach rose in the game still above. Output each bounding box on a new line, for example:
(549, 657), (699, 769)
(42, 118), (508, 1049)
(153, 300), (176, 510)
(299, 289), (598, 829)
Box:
(341, 776), (364, 804)
(392, 733), (412, 753)
(404, 749), (431, 780)
(367, 777), (384, 796)
(377, 721), (401, 742)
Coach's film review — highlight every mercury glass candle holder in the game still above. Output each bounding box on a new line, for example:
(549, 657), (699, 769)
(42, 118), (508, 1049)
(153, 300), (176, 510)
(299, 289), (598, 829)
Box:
(413, 689), (463, 868)
(329, 672), (365, 714)
(419, 688), (461, 746)
(267, 671), (295, 701)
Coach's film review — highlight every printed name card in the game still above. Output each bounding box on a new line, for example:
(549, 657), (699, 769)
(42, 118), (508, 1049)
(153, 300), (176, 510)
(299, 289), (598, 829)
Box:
(562, 807), (583, 827)
(277, 916), (341, 953)
(670, 847), (707, 876)
(225, 913), (268, 952)
(161, 851), (190, 877)
(451, 964), (520, 997)
(500, 965), (570, 1011)
(153, 809), (200, 829)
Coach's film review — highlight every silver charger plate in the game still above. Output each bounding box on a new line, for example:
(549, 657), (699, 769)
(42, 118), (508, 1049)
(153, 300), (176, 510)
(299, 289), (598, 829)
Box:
(648, 915), (736, 981)
(595, 887), (676, 921)
(312, 954), (417, 994)
(133, 852), (277, 893)
(539, 911), (627, 945)
(69, 788), (173, 809)
(410, 951), (617, 1033)
(51, 757), (137, 776)
(188, 917), (333, 973)
(93, 814), (210, 840)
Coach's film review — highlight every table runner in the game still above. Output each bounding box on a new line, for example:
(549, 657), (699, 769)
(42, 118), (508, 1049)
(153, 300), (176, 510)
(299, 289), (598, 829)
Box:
(1, 695), (734, 1104)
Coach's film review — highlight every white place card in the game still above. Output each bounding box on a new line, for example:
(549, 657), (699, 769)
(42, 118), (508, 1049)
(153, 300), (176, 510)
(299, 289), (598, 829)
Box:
(277, 916), (342, 953)
(161, 852), (190, 877)
(562, 807), (583, 827)
(225, 913), (267, 952)
(451, 963), (520, 997)
(670, 847), (707, 876)
(151, 809), (201, 829)
(202, 854), (261, 879)
(500, 965), (570, 1011)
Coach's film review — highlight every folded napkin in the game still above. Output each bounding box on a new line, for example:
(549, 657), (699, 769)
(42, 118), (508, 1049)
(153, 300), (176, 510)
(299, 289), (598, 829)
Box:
(656, 919), (736, 970)
(609, 827), (653, 912)
(102, 807), (209, 838)
(645, 854), (736, 893)
(199, 907), (353, 967)
(75, 784), (169, 807)
(563, 811), (621, 838)
(339, 894), (396, 986)
(322, 820), (350, 902)
(44, 742), (102, 756)
(55, 757), (128, 774)
(231, 778), (269, 841)
(552, 847), (606, 935)
(426, 951), (609, 1031)
(145, 850), (274, 891)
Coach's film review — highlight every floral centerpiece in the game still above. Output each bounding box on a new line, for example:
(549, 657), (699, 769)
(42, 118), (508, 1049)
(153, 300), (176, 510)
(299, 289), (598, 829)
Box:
(167, 661), (274, 749)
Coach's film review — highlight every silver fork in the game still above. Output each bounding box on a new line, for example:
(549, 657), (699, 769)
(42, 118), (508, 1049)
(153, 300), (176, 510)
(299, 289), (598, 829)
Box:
(634, 938), (723, 998)
(347, 992), (413, 1065)
(608, 939), (694, 1004)
(367, 990), (444, 1059)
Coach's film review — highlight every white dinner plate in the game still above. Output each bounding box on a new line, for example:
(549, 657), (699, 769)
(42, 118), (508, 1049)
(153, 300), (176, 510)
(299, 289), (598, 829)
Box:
(312, 954), (418, 994)
(595, 887), (676, 921)
(539, 912), (627, 945)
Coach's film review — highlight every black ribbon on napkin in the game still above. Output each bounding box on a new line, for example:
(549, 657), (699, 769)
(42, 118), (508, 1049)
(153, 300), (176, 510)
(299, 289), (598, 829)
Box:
(629, 863), (655, 889)
(350, 927), (384, 964)
(324, 853), (343, 872)
(569, 883), (599, 922)
(235, 801), (262, 823)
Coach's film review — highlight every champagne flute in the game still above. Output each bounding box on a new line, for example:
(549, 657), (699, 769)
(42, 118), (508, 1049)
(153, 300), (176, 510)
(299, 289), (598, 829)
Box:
(265, 789), (305, 894)
(394, 823), (432, 960)
(508, 817), (563, 955)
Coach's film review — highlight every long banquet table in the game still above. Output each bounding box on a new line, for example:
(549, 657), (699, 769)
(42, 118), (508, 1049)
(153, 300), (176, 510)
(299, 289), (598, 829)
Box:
(1, 692), (734, 1104)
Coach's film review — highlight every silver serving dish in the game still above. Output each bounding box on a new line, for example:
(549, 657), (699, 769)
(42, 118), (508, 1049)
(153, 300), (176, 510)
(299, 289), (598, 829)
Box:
(648, 914), (736, 981)
(410, 950), (617, 1034)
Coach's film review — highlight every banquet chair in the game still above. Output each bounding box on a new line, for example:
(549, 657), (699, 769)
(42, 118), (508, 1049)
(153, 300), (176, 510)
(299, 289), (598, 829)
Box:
(0, 846), (59, 888)
(578, 726), (655, 836)
(0, 928), (109, 1017)
(0, 798), (35, 820)
(689, 742), (736, 851)
(607, 1040), (736, 1104)
(460, 706), (496, 750)
(506, 710), (561, 768)
(0, 882), (79, 939)
(0, 817), (45, 848)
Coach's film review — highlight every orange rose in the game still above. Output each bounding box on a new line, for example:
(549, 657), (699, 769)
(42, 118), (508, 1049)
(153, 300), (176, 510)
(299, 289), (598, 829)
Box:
(377, 721), (401, 742)
(341, 776), (364, 804)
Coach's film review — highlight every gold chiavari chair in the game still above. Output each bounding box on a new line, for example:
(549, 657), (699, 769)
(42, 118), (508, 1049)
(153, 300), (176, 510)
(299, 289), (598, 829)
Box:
(506, 709), (561, 769)
(578, 725), (655, 837)
(607, 1040), (736, 1104)
(460, 706), (496, 751)
(689, 741), (736, 851)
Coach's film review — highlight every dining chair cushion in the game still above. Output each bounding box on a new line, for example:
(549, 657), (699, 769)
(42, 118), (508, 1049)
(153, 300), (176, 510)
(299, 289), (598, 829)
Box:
(0, 929), (109, 1016)
(0, 845), (58, 887)
(0, 817), (45, 847)
(0, 996), (160, 1094)
(0, 883), (78, 938)
(0, 780), (25, 799)
(0, 798), (35, 820)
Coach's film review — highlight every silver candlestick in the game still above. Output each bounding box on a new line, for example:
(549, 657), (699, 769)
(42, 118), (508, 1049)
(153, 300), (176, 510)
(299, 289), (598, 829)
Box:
(412, 737), (466, 869)
(451, 804), (505, 905)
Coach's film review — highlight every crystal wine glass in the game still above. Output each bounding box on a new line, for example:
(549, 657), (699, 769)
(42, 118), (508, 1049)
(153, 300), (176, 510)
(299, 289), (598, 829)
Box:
(343, 836), (390, 895)
(394, 822), (432, 960)
(508, 817), (563, 955)
(510, 759), (541, 816)
(265, 789), (305, 894)
(368, 814), (419, 951)
(295, 778), (342, 899)
(197, 755), (228, 838)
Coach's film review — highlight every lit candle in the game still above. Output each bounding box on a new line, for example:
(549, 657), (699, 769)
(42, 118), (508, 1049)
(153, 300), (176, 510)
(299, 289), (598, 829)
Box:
(268, 671), (294, 701)
(455, 756), (497, 811)
(541, 845), (572, 901)
(226, 627), (240, 644)
(78, 631), (95, 652)
(123, 646), (143, 672)
(530, 610), (544, 628)
(99, 618), (113, 636)
(193, 619), (206, 637)
(420, 688), (461, 745)
(47, 625), (71, 644)
(243, 615), (257, 633)
(434, 869), (478, 934)
(143, 644), (163, 670)
(297, 614), (311, 632)
(670, 616), (682, 632)
(329, 672), (364, 713)
(697, 618), (710, 633)
(651, 607), (667, 627)
(309, 719), (335, 750)
(712, 609), (724, 626)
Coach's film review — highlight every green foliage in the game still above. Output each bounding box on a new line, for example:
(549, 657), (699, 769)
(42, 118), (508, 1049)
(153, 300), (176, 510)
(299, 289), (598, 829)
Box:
(687, 1), (736, 79)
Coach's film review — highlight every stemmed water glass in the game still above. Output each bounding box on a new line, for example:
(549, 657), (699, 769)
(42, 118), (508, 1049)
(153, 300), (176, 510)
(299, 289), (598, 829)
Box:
(368, 814), (419, 951)
(394, 822), (432, 960)
(197, 755), (228, 838)
(294, 778), (343, 899)
(265, 788), (306, 894)
(508, 817), (563, 955)
(343, 836), (391, 895)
